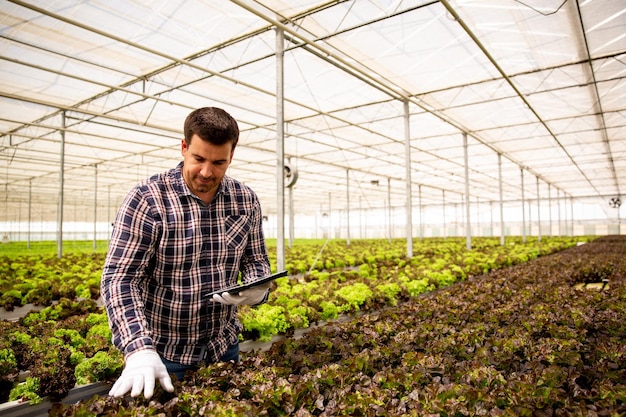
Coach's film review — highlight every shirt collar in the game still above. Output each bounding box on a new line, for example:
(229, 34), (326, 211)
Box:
(174, 161), (230, 200)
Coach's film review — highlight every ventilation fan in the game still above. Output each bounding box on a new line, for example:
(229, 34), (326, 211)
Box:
(609, 197), (621, 208)
(284, 164), (298, 188)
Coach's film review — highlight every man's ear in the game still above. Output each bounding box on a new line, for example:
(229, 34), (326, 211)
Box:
(181, 138), (187, 156)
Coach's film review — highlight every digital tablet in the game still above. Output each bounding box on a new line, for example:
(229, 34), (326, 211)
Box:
(205, 270), (288, 298)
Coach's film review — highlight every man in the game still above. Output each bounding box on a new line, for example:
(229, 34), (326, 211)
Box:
(101, 107), (271, 399)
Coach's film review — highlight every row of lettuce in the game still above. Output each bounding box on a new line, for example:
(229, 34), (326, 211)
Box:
(243, 237), (589, 341)
(1, 237), (585, 311)
(0, 236), (591, 404)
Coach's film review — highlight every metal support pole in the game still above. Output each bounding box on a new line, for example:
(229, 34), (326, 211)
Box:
(528, 198), (532, 238)
(463, 133), (471, 250)
(27, 179), (32, 249)
(548, 184), (553, 237)
(521, 168), (526, 243)
(618, 198), (622, 235)
(498, 153), (504, 245)
(93, 164), (98, 251)
(387, 178), (392, 243)
(328, 192), (332, 238)
(403, 101), (413, 258)
(288, 185), (294, 247)
(561, 191), (569, 236)
(275, 27), (285, 270)
(569, 195), (574, 236)
(346, 169), (351, 245)
(107, 185), (112, 243)
(557, 189), (562, 235)
(57, 111), (66, 258)
(418, 184), (423, 240)
(536, 176), (541, 241)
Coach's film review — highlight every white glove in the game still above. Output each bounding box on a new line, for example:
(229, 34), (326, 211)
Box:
(109, 349), (174, 399)
(212, 283), (270, 306)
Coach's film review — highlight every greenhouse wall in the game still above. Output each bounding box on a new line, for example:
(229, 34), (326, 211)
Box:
(1, 198), (623, 243)
(1, 217), (624, 244)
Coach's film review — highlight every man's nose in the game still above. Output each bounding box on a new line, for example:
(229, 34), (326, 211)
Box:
(200, 163), (213, 177)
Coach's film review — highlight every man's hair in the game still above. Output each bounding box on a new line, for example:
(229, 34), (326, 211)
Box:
(183, 107), (239, 150)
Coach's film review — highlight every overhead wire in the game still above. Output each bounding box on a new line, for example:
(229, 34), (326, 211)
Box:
(513, 0), (569, 16)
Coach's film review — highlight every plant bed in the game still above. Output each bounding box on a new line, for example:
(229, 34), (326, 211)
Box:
(240, 237), (587, 342)
(0, 252), (105, 311)
(0, 236), (597, 411)
(0, 382), (110, 417)
(0, 298), (119, 405)
(46, 235), (625, 416)
(1, 237), (584, 312)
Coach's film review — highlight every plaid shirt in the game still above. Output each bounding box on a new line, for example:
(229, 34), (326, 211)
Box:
(101, 162), (271, 365)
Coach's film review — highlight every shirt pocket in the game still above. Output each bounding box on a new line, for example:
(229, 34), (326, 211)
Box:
(224, 215), (250, 257)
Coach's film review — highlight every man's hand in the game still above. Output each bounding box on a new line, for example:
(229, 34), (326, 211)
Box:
(109, 349), (174, 399)
(212, 283), (270, 306)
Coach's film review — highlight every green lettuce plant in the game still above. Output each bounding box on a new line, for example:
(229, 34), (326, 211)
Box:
(334, 282), (373, 312)
(74, 350), (123, 386)
(9, 376), (41, 404)
(239, 304), (289, 342)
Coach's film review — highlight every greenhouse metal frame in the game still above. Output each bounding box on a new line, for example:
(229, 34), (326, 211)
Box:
(1, 0), (625, 259)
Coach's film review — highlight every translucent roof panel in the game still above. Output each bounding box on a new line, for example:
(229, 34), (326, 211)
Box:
(0, 0), (624, 224)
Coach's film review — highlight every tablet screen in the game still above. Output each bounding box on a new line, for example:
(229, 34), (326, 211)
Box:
(205, 270), (288, 297)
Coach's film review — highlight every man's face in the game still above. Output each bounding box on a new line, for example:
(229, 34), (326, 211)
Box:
(181, 134), (234, 203)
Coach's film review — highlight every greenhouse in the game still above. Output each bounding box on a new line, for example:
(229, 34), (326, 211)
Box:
(1, 0), (624, 255)
(0, 1), (625, 415)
